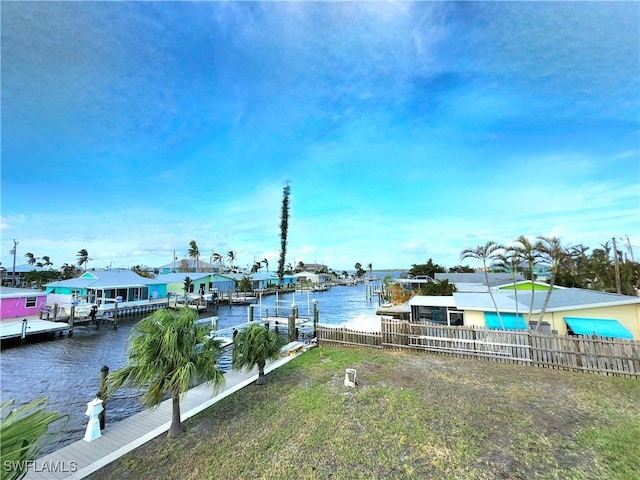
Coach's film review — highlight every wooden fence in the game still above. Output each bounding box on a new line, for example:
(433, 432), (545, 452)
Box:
(317, 319), (640, 377)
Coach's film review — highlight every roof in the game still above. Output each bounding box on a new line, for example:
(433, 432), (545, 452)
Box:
(155, 272), (212, 282)
(435, 272), (525, 288)
(452, 288), (640, 313)
(45, 270), (161, 289)
(158, 258), (222, 270)
(0, 287), (47, 298)
(4, 264), (55, 273)
(408, 296), (457, 307)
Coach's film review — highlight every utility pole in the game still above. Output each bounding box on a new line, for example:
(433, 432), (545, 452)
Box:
(624, 235), (636, 264)
(612, 237), (621, 294)
(11, 239), (18, 287)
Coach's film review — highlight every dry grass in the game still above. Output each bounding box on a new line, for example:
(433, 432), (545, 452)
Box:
(88, 347), (640, 480)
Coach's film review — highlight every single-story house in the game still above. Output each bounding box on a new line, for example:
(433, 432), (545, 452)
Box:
(0, 287), (48, 319)
(295, 271), (335, 285)
(159, 272), (236, 297)
(408, 288), (640, 340)
(45, 270), (167, 307)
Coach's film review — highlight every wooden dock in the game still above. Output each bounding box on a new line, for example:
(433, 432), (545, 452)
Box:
(24, 354), (299, 480)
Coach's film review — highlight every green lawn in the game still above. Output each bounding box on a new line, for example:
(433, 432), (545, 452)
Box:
(88, 347), (640, 480)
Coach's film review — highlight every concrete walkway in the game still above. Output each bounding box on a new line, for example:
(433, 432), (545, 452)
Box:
(25, 355), (298, 480)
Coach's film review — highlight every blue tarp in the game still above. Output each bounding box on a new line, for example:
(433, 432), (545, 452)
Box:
(564, 317), (633, 339)
(484, 312), (527, 330)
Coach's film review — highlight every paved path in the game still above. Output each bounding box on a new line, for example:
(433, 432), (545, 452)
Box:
(24, 355), (298, 480)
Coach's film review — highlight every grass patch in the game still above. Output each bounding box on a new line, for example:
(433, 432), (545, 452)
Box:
(88, 348), (640, 480)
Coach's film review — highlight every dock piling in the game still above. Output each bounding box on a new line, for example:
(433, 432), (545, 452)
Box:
(69, 306), (75, 337)
(98, 365), (109, 430)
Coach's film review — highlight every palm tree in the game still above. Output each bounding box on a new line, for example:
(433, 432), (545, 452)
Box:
(212, 252), (224, 270)
(513, 235), (543, 325)
(183, 276), (193, 297)
(263, 258), (269, 273)
(41, 256), (53, 267)
(76, 249), (91, 271)
(277, 182), (291, 287)
(367, 263), (373, 278)
(187, 240), (200, 273)
(107, 308), (225, 438)
(1, 398), (64, 480)
(535, 236), (564, 330)
(495, 247), (524, 328)
(460, 241), (505, 328)
(25, 252), (37, 266)
(232, 323), (286, 385)
(227, 251), (236, 272)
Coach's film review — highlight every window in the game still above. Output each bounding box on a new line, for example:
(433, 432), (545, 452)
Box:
(25, 297), (37, 308)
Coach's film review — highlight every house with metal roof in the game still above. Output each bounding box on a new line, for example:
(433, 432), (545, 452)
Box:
(158, 272), (236, 298)
(158, 258), (224, 275)
(409, 288), (640, 340)
(45, 270), (167, 308)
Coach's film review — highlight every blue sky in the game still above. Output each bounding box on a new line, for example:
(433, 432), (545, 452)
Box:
(2, 2), (639, 272)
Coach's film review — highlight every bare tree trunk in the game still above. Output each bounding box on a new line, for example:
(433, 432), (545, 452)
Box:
(256, 361), (266, 385)
(167, 390), (183, 438)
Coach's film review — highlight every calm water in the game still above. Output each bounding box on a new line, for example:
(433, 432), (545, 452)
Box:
(0, 281), (390, 454)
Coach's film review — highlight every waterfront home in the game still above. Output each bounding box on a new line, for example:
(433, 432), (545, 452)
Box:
(1, 264), (55, 288)
(45, 270), (167, 308)
(158, 272), (236, 298)
(408, 288), (640, 339)
(158, 258), (224, 274)
(294, 270), (335, 285)
(0, 286), (47, 320)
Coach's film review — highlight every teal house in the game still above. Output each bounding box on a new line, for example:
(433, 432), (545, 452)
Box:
(45, 270), (167, 307)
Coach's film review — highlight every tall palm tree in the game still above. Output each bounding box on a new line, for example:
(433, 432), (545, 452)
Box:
(76, 249), (91, 271)
(263, 258), (269, 273)
(227, 251), (236, 272)
(277, 182), (291, 286)
(107, 308), (225, 438)
(513, 235), (544, 325)
(25, 253), (37, 266)
(460, 241), (505, 329)
(187, 240), (200, 273)
(535, 236), (564, 330)
(232, 323), (286, 385)
(495, 247), (524, 329)
(41, 256), (53, 267)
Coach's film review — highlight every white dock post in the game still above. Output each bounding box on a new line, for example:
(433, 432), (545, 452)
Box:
(84, 398), (104, 442)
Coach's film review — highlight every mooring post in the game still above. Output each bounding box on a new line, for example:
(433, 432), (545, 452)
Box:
(313, 299), (318, 339)
(21, 319), (27, 345)
(69, 306), (75, 337)
(113, 302), (119, 330)
(98, 365), (109, 430)
(53, 303), (58, 321)
(248, 304), (254, 322)
(288, 304), (296, 343)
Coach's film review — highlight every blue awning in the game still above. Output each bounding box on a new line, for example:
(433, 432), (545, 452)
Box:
(484, 312), (527, 330)
(564, 317), (633, 339)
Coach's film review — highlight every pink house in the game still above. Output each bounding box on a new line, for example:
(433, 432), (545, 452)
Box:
(0, 287), (47, 320)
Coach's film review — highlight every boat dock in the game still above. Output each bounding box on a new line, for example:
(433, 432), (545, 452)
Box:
(25, 354), (302, 480)
(0, 318), (69, 342)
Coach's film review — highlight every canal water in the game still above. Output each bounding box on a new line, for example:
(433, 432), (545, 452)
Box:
(0, 280), (390, 454)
